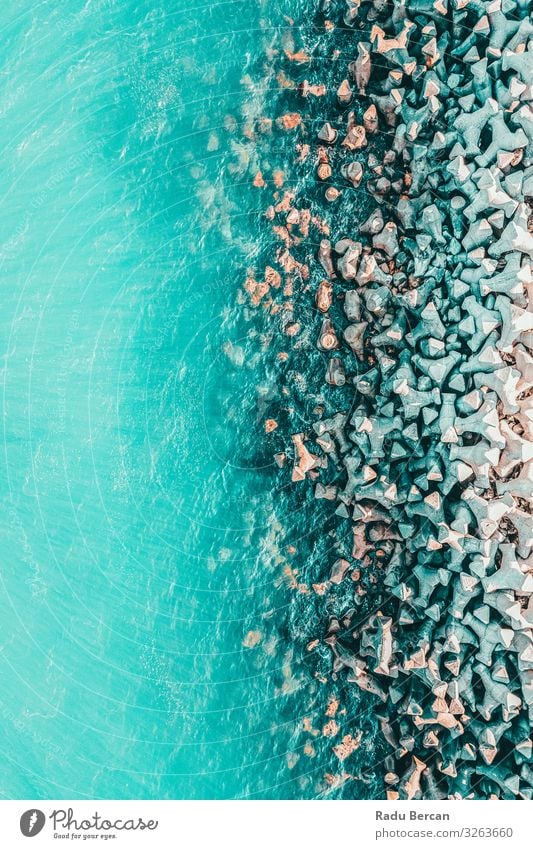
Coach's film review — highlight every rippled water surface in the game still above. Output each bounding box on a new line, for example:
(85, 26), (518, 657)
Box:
(0, 0), (343, 800)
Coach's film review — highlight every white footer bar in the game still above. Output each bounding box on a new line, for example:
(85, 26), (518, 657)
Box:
(2, 800), (529, 849)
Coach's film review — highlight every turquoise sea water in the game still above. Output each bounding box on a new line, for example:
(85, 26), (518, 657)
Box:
(0, 0), (354, 800)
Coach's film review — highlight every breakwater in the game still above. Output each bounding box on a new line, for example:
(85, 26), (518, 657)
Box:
(243, 0), (533, 799)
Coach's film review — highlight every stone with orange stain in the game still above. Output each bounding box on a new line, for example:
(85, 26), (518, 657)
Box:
(283, 565), (298, 589)
(325, 697), (339, 718)
(253, 171), (266, 188)
(312, 582), (328, 596)
(273, 170), (285, 188)
(299, 208), (311, 237)
(285, 48), (311, 64)
(273, 225), (291, 247)
(333, 732), (362, 761)
(255, 281), (270, 299)
(244, 275), (258, 296)
(323, 771), (352, 790)
(285, 322), (300, 337)
(292, 433), (320, 481)
(276, 71), (296, 90)
(301, 81), (327, 97)
(243, 630), (262, 649)
(302, 717), (321, 739)
(296, 143), (310, 163)
(286, 208), (299, 227)
(277, 249), (302, 274)
(323, 719), (340, 738)
(307, 639), (319, 651)
(264, 266), (281, 288)
(403, 756), (426, 800)
(274, 191), (295, 213)
(277, 112), (302, 131)
(325, 187), (341, 202)
(316, 279), (333, 313)
(311, 215), (330, 235)
(318, 318), (339, 351)
(265, 418), (278, 433)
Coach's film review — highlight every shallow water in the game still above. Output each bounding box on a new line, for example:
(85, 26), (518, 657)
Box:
(0, 0), (361, 800)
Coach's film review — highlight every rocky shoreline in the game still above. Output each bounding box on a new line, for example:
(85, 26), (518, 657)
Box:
(240, 0), (533, 799)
